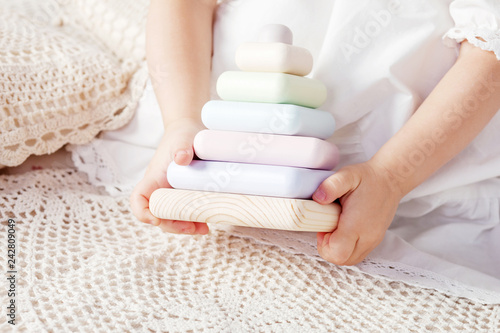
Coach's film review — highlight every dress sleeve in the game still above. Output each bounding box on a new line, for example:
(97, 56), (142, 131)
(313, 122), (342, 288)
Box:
(443, 0), (500, 60)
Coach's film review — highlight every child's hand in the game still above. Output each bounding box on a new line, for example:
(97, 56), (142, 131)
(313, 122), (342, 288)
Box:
(313, 161), (403, 265)
(130, 118), (209, 235)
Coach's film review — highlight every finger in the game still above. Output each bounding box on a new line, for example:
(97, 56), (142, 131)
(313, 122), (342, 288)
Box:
(344, 234), (385, 265)
(317, 223), (359, 265)
(194, 222), (210, 235)
(169, 132), (196, 165)
(158, 219), (195, 234)
(173, 148), (194, 166)
(346, 246), (373, 266)
(158, 219), (209, 235)
(319, 222), (387, 266)
(317, 232), (327, 247)
(130, 178), (163, 226)
(312, 169), (357, 204)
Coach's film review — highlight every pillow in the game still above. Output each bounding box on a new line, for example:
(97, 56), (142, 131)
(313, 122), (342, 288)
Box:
(0, 0), (149, 167)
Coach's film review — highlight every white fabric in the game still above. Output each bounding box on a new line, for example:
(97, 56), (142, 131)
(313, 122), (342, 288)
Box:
(3, 168), (500, 331)
(68, 83), (163, 196)
(443, 0), (500, 59)
(70, 0), (500, 304)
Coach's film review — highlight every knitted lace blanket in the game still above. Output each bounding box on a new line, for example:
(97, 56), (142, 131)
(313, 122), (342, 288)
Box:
(0, 0), (148, 167)
(0, 168), (498, 332)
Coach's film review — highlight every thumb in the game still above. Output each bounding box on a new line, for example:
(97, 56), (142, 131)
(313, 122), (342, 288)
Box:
(312, 169), (357, 204)
(170, 134), (196, 166)
(173, 148), (194, 166)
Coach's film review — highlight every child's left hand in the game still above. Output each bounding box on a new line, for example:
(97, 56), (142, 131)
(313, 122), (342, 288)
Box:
(313, 161), (403, 265)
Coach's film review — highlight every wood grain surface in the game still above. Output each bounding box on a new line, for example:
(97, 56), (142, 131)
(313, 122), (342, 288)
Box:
(149, 188), (340, 232)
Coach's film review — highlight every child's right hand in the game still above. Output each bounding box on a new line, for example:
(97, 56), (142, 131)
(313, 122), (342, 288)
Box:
(130, 118), (209, 235)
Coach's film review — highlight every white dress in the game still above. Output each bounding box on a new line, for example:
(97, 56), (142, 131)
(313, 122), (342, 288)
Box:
(70, 0), (500, 303)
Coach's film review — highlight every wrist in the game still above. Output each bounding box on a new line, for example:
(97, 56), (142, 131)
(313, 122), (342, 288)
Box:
(366, 156), (408, 200)
(164, 116), (205, 132)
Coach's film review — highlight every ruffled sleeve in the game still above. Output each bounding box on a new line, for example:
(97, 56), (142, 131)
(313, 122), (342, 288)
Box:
(443, 0), (500, 60)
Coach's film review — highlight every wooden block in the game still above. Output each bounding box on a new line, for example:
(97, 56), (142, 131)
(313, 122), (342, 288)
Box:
(149, 188), (340, 232)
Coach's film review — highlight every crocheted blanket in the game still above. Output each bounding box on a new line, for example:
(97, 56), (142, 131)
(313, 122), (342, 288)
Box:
(0, 0), (148, 167)
(0, 168), (498, 332)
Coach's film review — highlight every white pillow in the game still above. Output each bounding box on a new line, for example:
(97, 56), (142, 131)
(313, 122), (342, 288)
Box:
(0, 0), (149, 167)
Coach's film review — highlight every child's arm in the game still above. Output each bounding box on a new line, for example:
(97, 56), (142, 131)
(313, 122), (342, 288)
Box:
(314, 42), (500, 265)
(130, 0), (217, 234)
(147, 0), (215, 126)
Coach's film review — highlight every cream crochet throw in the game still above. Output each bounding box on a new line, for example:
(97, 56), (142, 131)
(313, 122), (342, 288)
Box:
(1, 168), (499, 332)
(0, 0), (148, 167)
(2, 0), (500, 330)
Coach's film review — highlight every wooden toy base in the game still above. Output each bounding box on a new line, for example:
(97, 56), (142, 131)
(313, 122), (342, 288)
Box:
(149, 188), (340, 232)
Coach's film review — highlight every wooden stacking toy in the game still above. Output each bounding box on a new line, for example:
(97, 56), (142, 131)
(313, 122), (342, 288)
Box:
(149, 24), (341, 232)
(149, 189), (341, 232)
